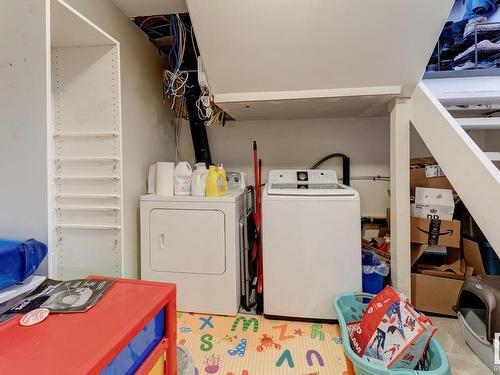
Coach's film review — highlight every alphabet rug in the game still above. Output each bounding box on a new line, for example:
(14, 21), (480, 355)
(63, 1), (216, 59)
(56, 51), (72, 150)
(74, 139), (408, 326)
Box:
(177, 312), (351, 374)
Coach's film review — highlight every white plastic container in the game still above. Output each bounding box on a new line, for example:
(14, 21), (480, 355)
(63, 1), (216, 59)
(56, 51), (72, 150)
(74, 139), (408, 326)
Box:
(191, 163), (208, 197)
(174, 162), (192, 196)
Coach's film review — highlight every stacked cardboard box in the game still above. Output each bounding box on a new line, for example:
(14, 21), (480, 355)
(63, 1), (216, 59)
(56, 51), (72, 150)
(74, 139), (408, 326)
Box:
(409, 158), (485, 316)
(410, 157), (454, 194)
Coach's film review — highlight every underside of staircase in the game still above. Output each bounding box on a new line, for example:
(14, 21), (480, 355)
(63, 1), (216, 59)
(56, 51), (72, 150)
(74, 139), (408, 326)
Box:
(390, 77), (500, 296)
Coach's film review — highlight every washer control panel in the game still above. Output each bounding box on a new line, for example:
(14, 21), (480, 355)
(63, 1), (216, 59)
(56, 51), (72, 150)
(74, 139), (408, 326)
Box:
(269, 170), (338, 185)
(267, 170), (354, 196)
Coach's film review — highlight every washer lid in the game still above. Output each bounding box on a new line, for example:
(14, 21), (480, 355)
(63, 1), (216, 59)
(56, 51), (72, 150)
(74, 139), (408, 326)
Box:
(266, 170), (356, 196)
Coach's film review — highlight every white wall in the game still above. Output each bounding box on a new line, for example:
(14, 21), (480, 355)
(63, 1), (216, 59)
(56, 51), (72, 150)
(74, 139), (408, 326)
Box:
(64, 0), (175, 278)
(178, 116), (494, 218)
(0, 1), (49, 252)
(181, 117), (391, 218)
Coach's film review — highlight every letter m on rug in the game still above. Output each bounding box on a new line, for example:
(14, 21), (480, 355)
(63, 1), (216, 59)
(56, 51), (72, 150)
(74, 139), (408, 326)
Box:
(231, 317), (259, 333)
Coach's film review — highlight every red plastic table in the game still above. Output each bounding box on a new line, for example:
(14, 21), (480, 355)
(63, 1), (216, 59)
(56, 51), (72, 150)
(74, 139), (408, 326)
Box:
(0, 277), (177, 375)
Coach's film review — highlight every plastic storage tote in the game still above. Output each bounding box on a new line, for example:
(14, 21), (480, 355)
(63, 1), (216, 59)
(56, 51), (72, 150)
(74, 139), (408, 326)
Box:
(333, 292), (451, 375)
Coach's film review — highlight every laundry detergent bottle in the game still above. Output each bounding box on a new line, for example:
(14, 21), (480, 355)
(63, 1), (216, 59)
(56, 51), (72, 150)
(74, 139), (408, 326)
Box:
(206, 164), (228, 197)
(216, 164), (229, 196)
(174, 161), (192, 195)
(191, 162), (209, 197)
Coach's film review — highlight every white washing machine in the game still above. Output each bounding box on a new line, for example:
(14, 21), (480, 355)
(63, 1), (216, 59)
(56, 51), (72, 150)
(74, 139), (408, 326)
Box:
(262, 170), (362, 320)
(140, 190), (244, 316)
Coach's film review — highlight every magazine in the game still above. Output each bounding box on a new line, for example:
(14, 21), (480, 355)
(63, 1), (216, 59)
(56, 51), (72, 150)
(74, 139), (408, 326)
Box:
(6, 278), (115, 314)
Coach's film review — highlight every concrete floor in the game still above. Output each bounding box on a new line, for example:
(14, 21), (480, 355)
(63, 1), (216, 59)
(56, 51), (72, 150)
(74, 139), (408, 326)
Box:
(432, 316), (493, 374)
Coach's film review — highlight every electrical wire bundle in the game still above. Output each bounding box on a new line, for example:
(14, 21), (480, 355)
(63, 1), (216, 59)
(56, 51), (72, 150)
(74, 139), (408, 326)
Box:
(163, 15), (190, 107)
(195, 59), (225, 127)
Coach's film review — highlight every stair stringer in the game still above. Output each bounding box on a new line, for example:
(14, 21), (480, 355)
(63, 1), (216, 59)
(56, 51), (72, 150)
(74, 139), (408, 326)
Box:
(410, 82), (500, 256)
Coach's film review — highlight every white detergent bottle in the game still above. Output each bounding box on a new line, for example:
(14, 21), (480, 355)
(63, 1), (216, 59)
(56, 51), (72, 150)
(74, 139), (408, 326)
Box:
(174, 161), (192, 195)
(191, 163), (209, 197)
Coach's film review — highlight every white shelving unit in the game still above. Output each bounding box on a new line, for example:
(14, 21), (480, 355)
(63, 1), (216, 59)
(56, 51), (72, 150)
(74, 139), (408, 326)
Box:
(49, 0), (123, 279)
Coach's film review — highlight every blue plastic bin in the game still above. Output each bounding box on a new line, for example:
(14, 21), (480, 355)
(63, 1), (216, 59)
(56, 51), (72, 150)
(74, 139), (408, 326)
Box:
(363, 272), (384, 295)
(101, 308), (165, 375)
(362, 250), (388, 295)
(333, 292), (451, 375)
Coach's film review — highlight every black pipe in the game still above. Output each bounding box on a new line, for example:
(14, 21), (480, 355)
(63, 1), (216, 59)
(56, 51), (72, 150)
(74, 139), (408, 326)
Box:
(310, 153), (350, 186)
(183, 72), (212, 165)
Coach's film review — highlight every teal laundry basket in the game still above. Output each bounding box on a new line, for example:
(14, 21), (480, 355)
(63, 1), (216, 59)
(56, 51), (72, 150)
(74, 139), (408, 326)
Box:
(333, 293), (451, 375)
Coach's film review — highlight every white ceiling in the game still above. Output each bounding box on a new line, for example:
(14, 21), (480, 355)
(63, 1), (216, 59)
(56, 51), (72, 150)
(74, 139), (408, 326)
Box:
(112, 0), (187, 17)
(187, 0), (453, 97)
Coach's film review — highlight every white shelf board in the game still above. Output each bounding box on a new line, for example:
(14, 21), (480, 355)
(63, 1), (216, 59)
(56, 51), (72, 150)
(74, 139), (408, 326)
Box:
(457, 117), (500, 130)
(56, 206), (120, 211)
(51, 0), (117, 47)
(216, 88), (401, 120)
(55, 224), (121, 230)
(485, 152), (500, 162)
(55, 194), (120, 199)
(424, 77), (500, 106)
(54, 157), (120, 162)
(111, 0), (187, 17)
(55, 175), (120, 181)
(54, 132), (119, 138)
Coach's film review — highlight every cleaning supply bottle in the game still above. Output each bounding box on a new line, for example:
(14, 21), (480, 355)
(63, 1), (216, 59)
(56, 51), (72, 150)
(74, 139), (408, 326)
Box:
(206, 164), (228, 197)
(191, 163), (209, 197)
(216, 164), (228, 196)
(174, 161), (192, 195)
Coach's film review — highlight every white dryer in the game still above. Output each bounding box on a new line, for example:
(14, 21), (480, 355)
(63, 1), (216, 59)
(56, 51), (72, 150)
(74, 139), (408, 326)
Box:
(262, 170), (361, 320)
(140, 190), (244, 316)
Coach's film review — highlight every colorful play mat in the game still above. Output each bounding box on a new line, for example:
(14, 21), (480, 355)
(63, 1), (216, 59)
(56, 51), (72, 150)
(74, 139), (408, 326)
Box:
(176, 312), (351, 375)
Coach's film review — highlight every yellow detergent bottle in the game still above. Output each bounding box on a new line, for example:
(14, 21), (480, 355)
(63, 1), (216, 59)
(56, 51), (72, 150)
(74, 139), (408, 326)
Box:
(206, 164), (228, 197)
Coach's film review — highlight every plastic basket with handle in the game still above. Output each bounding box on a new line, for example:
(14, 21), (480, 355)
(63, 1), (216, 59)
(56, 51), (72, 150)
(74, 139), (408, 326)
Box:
(333, 292), (451, 375)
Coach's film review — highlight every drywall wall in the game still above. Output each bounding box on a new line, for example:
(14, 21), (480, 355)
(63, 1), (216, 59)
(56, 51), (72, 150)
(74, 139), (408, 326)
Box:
(180, 118), (391, 218)
(178, 117), (492, 218)
(64, 0), (175, 278)
(0, 1), (49, 274)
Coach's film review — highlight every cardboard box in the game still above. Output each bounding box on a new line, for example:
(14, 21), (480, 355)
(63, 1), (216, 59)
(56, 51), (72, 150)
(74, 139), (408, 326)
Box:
(411, 239), (478, 315)
(410, 158), (454, 193)
(412, 187), (455, 221)
(411, 217), (461, 248)
(411, 244), (471, 279)
(362, 223), (382, 241)
(411, 273), (463, 316)
(463, 238), (486, 275)
(416, 249), (474, 280)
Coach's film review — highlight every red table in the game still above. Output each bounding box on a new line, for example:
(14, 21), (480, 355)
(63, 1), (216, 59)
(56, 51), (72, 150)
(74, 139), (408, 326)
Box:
(0, 277), (177, 375)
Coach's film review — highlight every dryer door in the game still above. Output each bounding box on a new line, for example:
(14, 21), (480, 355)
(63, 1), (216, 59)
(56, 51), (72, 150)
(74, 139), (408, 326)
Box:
(149, 209), (226, 274)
